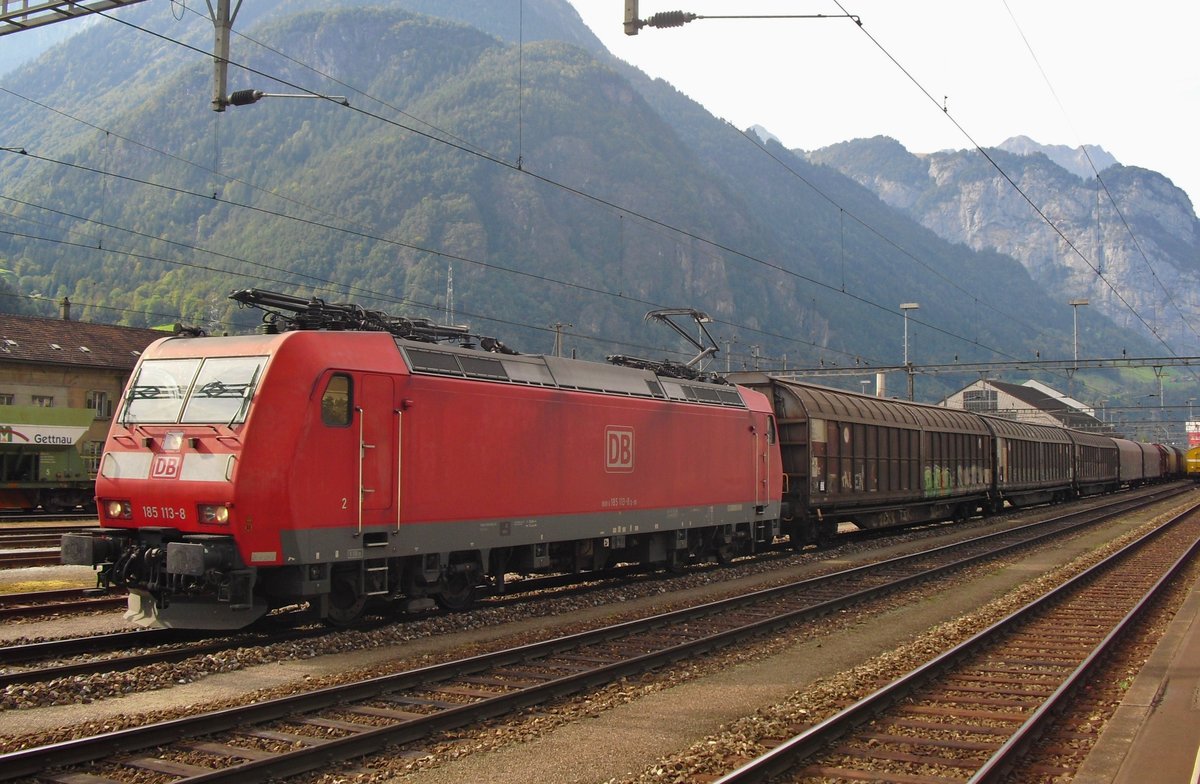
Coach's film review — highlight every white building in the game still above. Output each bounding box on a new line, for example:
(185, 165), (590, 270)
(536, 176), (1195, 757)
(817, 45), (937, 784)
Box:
(939, 379), (1106, 431)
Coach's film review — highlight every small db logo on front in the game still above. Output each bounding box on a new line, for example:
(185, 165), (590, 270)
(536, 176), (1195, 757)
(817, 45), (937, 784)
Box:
(150, 454), (182, 479)
(605, 427), (634, 473)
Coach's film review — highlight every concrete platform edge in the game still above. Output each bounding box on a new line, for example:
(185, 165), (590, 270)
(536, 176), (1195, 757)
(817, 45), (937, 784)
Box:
(1074, 569), (1200, 784)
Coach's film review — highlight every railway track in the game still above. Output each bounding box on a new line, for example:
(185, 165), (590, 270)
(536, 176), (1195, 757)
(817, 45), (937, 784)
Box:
(0, 588), (125, 621)
(0, 559), (708, 686)
(0, 513), (93, 525)
(711, 499), (1200, 783)
(1, 486), (1187, 782)
(0, 534), (70, 550)
(0, 486), (1182, 692)
(0, 523), (92, 569)
(0, 552), (61, 569)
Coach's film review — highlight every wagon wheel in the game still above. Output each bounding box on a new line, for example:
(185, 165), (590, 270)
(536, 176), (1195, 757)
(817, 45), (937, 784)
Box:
(41, 496), (67, 515)
(324, 570), (367, 626)
(813, 520), (839, 550)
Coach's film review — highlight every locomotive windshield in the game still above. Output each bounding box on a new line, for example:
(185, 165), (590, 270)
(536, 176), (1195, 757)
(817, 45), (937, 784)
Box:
(121, 356), (267, 425)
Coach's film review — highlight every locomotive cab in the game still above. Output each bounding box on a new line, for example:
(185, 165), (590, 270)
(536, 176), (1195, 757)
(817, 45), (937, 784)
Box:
(65, 341), (274, 628)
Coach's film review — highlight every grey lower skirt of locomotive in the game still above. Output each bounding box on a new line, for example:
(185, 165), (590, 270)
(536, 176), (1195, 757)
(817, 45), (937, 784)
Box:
(61, 526), (262, 629)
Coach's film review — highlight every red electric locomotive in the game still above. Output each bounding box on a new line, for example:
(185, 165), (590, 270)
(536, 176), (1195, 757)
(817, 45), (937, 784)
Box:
(62, 291), (783, 629)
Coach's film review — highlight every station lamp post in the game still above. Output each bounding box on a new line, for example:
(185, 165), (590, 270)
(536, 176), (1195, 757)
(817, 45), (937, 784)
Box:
(1069, 298), (1089, 366)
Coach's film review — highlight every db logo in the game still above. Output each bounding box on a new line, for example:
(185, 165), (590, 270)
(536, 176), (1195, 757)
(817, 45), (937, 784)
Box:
(150, 454), (182, 479)
(605, 427), (634, 473)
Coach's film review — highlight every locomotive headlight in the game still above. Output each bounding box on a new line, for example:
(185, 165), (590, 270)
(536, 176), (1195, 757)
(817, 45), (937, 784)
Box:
(104, 500), (132, 520)
(199, 504), (231, 525)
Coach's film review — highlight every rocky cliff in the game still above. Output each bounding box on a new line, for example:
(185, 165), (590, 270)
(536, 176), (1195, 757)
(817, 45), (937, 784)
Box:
(809, 136), (1200, 355)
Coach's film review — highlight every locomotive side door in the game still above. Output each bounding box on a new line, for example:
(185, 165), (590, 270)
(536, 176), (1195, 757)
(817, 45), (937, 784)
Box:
(357, 374), (397, 531)
(753, 413), (774, 514)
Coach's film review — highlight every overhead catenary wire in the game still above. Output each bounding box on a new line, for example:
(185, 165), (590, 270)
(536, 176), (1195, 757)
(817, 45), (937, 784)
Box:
(213, 4), (1183, 380)
(650, 7), (1184, 401)
(0, 4), (1166, 387)
(1000, 0), (1200, 346)
(624, 4), (1196, 394)
(0, 221), (703, 362)
(615, 7), (1169, 404)
(0, 168), (845, 372)
(739, 129), (1053, 340)
(829, 0), (1198, 385)
(69, 5), (1033, 365)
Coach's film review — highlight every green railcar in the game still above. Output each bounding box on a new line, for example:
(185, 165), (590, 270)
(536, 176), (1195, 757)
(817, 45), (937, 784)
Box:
(0, 406), (97, 512)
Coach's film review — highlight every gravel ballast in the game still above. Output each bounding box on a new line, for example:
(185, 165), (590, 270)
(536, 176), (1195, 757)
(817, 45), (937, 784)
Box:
(0, 495), (1192, 783)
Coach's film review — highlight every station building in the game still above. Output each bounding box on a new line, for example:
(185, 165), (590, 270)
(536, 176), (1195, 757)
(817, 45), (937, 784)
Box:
(0, 299), (172, 476)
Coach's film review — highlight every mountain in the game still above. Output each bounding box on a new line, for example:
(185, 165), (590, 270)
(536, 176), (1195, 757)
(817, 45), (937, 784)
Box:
(995, 135), (1119, 180)
(0, 0), (1172, 404)
(0, 20), (92, 76)
(808, 136), (1200, 356)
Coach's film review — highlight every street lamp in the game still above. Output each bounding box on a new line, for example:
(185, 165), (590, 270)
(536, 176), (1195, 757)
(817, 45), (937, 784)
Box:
(900, 303), (919, 401)
(1069, 298), (1089, 366)
(900, 303), (920, 366)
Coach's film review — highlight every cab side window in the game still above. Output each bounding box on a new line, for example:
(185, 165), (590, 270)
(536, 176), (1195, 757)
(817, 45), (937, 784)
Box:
(321, 374), (352, 427)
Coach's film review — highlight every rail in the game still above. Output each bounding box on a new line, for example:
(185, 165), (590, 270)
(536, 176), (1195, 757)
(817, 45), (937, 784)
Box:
(1, 486), (1187, 782)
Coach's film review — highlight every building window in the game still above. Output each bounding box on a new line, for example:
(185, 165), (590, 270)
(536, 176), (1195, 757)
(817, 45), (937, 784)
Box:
(86, 390), (112, 419)
(0, 394), (12, 406)
(83, 441), (104, 477)
(963, 389), (998, 413)
(31, 395), (53, 408)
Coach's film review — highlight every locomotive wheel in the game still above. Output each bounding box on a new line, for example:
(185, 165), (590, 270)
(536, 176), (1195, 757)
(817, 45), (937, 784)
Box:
(435, 573), (477, 611)
(325, 571), (367, 626)
(713, 543), (735, 565)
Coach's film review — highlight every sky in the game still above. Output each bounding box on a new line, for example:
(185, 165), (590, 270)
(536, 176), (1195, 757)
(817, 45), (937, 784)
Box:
(567, 0), (1200, 209)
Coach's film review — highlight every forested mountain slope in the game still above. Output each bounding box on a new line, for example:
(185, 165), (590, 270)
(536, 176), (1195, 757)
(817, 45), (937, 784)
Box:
(0, 0), (1161, 396)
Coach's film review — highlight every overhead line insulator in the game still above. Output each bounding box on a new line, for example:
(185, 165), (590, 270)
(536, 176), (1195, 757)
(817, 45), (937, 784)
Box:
(645, 11), (697, 29)
(227, 89), (263, 106)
